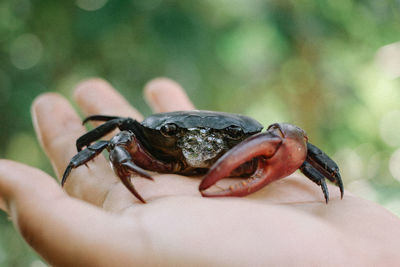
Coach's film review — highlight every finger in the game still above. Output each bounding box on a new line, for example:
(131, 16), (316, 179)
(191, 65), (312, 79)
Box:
(32, 93), (87, 177)
(144, 77), (195, 113)
(74, 78), (143, 121)
(32, 93), (115, 204)
(71, 78), (148, 204)
(0, 160), (142, 266)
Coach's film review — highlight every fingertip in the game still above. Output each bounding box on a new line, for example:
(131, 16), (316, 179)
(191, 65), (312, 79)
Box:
(32, 93), (59, 144)
(144, 77), (195, 113)
(32, 92), (61, 109)
(31, 92), (66, 120)
(73, 78), (115, 113)
(73, 77), (111, 103)
(31, 93), (88, 182)
(31, 92), (84, 148)
(144, 77), (181, 95)
(74, 78), (143, 120)
(31, 92), (81, 123)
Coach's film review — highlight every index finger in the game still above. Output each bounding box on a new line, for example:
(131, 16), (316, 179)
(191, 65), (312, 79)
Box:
(144, 78), (195, 112)
(74, 78), (143, 120)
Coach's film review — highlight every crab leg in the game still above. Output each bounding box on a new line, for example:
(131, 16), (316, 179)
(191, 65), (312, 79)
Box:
(62, 141), (109, 186)
(299, 142), (343, 202)
(299, 161), (329, 203)
(109, 146), (154, 203)
(76, 115), (143, 152)
(76, 117), (126, 151)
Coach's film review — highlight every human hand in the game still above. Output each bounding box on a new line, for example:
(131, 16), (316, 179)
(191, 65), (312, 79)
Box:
(1, 78), (400, 266)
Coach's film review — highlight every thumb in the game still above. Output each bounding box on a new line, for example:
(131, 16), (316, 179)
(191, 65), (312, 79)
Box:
(0, 160), (142, 266)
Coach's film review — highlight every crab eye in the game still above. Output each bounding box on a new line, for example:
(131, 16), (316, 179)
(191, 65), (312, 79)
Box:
(160, 123), (178, 137)
(226, 125), (243, 139)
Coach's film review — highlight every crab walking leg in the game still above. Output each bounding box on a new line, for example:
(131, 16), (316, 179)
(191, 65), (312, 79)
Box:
(76, 117), (126, 151)
(200, 131), (302, 197)
(77, 115), (147, 153)
(62, 141), (109, 186)
(299, 161), (329, 203)
(82, 115), (121, 124)
(109, 146), (154, 203)
(300, 142), (344, 199)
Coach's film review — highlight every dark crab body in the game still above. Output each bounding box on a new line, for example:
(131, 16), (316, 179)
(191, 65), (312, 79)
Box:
(140, 111), (263, 172)
(62, 110), (343, 203)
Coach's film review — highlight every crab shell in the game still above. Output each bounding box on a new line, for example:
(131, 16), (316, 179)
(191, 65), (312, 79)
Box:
(135, 110), (264, 172)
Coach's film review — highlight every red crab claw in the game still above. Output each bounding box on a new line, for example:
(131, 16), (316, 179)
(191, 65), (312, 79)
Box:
(199, 123), (308, 197)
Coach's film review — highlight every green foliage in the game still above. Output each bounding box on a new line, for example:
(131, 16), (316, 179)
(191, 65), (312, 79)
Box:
(1, 0), (400, 264)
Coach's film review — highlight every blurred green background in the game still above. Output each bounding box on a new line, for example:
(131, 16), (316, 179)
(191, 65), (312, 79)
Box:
(1, 0), (400, 265)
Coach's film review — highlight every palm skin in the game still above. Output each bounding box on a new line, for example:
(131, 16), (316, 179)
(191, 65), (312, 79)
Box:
(1, 78), (400, 266)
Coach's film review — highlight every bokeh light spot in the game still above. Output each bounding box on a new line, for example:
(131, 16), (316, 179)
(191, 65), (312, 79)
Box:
(334, 148), (363, 181)
(347, 179), (378, 202)
(9, 33), (43, 70)
(379, 110), (400, 147)
(76, 0), (108, 11)
(215, 24), (279, 75)
(376, 42), (400, 79)
(389, 148), (400, 182)
(244, 90), (288, 127)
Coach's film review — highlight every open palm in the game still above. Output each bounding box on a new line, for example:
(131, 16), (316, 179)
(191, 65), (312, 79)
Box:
(1, 78), (400, 266)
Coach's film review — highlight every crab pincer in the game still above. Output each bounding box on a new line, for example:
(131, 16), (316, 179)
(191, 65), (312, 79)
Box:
(199, 123), (343, 203)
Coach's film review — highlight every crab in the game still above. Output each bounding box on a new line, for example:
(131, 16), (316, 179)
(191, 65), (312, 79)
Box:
(62, 110), (343, 203)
